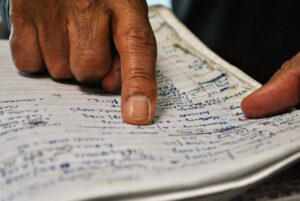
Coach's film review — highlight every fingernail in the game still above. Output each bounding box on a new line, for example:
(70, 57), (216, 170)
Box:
(126, 95), (150, 121)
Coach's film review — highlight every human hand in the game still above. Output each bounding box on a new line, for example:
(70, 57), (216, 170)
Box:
(242, 52), (300, 117)
(9, 0), (157, 125)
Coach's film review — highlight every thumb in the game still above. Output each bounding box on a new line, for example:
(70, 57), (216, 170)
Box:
(241, 52), (300, 118)
(110, 1), (157, 125)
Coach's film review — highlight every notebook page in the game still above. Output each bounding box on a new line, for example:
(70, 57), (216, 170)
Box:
(0, 6), (300, 201)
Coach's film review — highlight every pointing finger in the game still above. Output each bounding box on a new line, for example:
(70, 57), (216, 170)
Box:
(109, 0), (157, 125)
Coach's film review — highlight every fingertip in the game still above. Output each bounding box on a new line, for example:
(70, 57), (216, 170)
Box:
(241, 70), (300, 118)
(241, 86), (277, 118)
(122, 94), (156, 125)
(241, 92), (258, 118)
(121, 80), (157, 125)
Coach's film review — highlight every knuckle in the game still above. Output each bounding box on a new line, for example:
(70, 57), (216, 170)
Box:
(73, 70), (103, 84)
(125, 83), (157, 98)
(71, 53), (111, 84)
(11, 51), (43, 73)
(126, 66), (155, 83)
(48, 62), (72, 80)
(13, 58), (42, 73)
(10, 35), (43, 73)
(120, 26), (157, 54)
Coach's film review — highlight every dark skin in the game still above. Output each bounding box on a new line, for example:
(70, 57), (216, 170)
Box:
(10, 0), (157, 125)
(9, 0), (300, 125)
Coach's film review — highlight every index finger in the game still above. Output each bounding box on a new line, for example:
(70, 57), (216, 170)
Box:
(109, 0), (157, 125)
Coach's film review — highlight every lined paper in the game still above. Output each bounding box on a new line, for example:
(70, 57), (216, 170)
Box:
(0, 6), (299, 201)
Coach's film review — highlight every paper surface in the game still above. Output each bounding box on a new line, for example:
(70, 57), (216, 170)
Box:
(0, 6), (300, 201)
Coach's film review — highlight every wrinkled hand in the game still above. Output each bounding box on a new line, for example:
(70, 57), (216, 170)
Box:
(9, 0), (157, 125)
(242, 52), (300, 117)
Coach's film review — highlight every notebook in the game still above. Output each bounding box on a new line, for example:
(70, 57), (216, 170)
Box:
(0, 5), (299, 201)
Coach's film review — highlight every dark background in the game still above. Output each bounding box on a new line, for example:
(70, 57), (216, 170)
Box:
(172, 0), (300, 84)
(0, 19), (8, 39)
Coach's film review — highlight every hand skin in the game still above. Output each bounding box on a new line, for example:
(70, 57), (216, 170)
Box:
(9, 0), (157, 125)
(9, 0), (299, 124)
(242, 52), (300, 118)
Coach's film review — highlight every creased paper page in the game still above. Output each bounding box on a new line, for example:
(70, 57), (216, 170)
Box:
(0, 5), (300, 201)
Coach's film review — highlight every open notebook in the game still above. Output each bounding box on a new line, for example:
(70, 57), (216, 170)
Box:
(0, 5), (300, 201)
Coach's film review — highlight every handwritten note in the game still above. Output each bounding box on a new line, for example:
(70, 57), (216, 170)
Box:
(0, 6), (299, 201)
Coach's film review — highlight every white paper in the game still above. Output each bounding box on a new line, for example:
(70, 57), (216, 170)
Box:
(0, 6), (300, 201)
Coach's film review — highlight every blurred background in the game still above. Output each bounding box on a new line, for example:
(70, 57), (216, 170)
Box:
(147, 0), (171, 7)
(0, 16), (8, 39)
